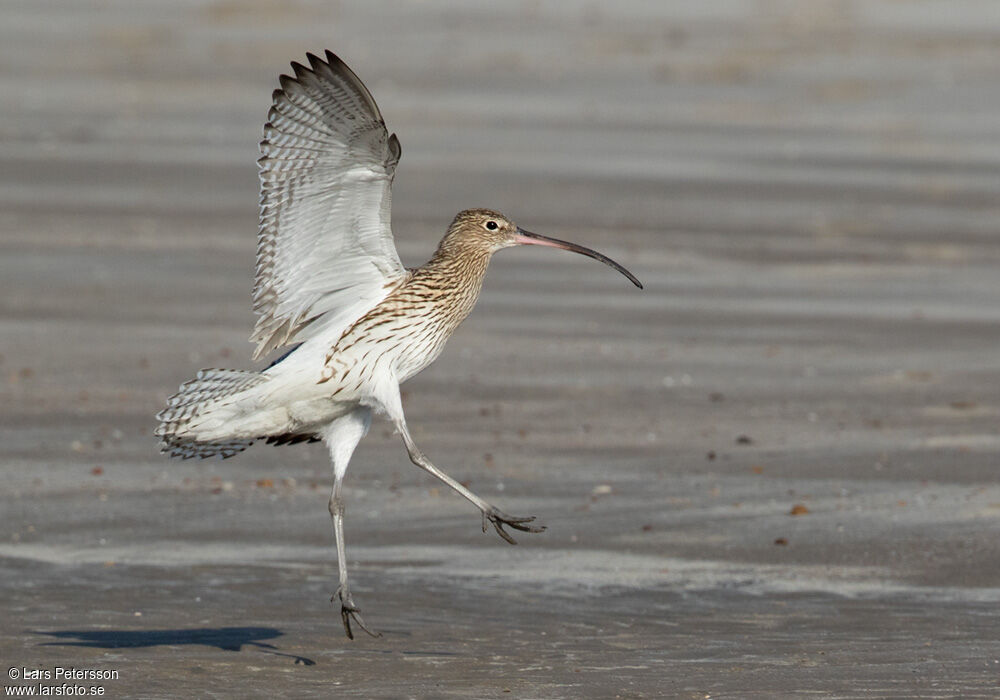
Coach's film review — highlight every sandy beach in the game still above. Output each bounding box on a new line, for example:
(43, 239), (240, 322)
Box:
(2, 1), (999, 697)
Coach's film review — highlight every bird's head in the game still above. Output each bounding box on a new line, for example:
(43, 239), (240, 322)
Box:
(442, 208), (643, 288)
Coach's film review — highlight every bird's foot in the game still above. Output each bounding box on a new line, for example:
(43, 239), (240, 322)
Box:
(332, 585), (381, 640)
(481, 506), (546, 545)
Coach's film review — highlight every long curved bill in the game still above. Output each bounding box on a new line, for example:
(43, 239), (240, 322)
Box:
(514, 228), (643, 289)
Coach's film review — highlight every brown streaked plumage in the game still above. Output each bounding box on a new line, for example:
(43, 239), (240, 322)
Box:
(156, 53), (642, 640)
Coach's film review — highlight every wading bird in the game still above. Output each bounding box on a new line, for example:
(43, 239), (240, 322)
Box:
(156, 51), (642, 639)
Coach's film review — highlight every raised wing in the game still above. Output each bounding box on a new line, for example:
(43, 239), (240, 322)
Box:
(251, 51), (406, 360)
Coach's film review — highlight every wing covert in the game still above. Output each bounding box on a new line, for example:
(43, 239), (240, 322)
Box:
(251, 50), (406, 360)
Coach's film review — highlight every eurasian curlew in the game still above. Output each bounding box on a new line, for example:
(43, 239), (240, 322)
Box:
(156, 51), (642, 638)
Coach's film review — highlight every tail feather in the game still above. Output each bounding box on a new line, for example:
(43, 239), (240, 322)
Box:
(156, 368), (269, 459)
(160, 437), (256, 460)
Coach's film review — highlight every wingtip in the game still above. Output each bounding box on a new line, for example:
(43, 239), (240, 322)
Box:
(324, 50), (346, 71)
(388, 132), (401, 165)
(306, 51), (327, 72)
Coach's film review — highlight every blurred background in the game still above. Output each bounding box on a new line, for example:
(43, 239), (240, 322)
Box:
(2, 1), (999, 696)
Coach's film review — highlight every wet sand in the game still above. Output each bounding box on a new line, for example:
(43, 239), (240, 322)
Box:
(2, 1), (999, 697)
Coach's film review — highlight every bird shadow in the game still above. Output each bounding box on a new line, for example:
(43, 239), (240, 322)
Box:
(33, 627), (316, 665)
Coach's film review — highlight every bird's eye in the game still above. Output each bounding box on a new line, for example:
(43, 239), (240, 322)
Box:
(485, 221), (498, 231)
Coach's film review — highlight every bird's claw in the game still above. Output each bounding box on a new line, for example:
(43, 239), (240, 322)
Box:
(333, 585), (381, 640)
(481, 506), (546, 545)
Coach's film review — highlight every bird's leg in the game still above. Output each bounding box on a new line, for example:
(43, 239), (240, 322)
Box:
(373, 379), (545, 544)
(321, 409), (380, 640)
(400, 429), (545, 544)
(328, 479), (378, 639)
(370, 379), (545, 543)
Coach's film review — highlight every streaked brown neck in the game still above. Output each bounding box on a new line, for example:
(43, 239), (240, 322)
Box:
(413, 237), (494, 320)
